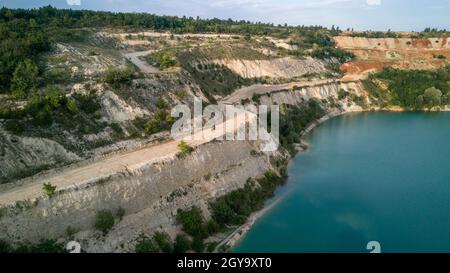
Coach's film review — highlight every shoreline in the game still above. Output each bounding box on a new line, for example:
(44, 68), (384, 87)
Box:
(220, 107), (450, 252)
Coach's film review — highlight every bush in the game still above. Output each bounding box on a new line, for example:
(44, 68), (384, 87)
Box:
(4, 119), (24, 134)
(94, 210), (115, 234)
(135, 237), (159, 253)
(191, 236), (205, 253)
(11, 59), (39, 98)
(13, 240), (66, 253)
(116, 207), (125, 220)
(338, 89), (349, 100)
(32, 109), (53, 127)
(148, 51), (178, 70)
(176, 207), (208, 239)
(103, 67), (134, 88)
(177, 141), (194, 157)
(66, 98), (79, 114)
(152, 232), (173, 253)
(311, 46), (354, 63)
(42, 182), (57, 198)
(174, 234), (191, 253)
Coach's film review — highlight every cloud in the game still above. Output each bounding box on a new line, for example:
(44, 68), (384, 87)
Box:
(66, 0), (81, 6)
(366, 0), (381, 5)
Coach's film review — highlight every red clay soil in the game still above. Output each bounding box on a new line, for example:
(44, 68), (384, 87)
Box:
(340, 61), (391, 75)
(411, 38), (432, 48)
(335, 36), (450, 80)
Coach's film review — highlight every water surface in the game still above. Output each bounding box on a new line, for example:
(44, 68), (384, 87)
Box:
(234, 112), (450, 253)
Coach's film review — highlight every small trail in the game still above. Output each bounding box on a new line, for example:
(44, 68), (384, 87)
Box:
(123, 50), (159, 73)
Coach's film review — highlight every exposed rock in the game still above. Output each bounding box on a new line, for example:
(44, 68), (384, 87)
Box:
(214, 57), (328, 79)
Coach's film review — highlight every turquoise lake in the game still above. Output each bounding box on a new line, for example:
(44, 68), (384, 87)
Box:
(234, 112), (450, 253)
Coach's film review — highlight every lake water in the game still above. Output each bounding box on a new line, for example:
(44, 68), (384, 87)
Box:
(234, 112), (450, 253)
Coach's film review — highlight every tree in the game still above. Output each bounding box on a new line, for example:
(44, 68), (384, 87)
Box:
(176, 207), (207, 239)
(94, 210), (115, 234)
(152, 232), (173, 253)
(11, 59), (39, 98)
(423, 87), (443, 106)
(416, 95), (424, 108)
(135, 237), (159, 253)
(442, 93), (450, 105)
(174, 234), (191, 253)
(44, 86), (62, 109)
(42, 182), (57, 198)
(102, 67), (134, 88)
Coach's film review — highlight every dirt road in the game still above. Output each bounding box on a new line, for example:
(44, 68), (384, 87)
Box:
(221, 79), (338, 104)
(0, 112), (252, 206)
(124, 51), (159, 73)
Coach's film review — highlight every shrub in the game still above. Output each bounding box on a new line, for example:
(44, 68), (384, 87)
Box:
(32, 109), (53, 127)
(338, 89), (349, 100)
(174, 234), (191, 253)
(11, 59), (39, 98)
(94, 210), (115, 234)
(191, 236), (205, 253)
(116, 207), (125, 220)
(4, 119), (24, 134)
(43, 86), (62, 109)
(176, 207), (208, 239)
(152, 231), (173, 253)
(66, 98), (78, 114)
(150, 51), (178, 69)
(177, 141), (194, 157)
(103, 67), (134, 88)
(20, 240), (66, 253)
(42, 182), (57, 198)
(135, 237), (159, 253)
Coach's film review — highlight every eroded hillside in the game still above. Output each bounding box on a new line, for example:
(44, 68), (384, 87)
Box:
(0, 7), (449, 253)
(335, 36), (450, 80)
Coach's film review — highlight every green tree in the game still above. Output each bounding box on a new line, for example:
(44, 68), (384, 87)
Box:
(176, 207), (207, 239)
(94, 210), (115, 234)
(152, 231), (173, 253)
(42, 182), (57, 198)
(424, 87), (443, 106)
(174, 234), (191, 253)
(103, 67), (134, 88)
(44, 86), (62, 109)
(11, 59), (39, 98)
(135, 237), (159, 253)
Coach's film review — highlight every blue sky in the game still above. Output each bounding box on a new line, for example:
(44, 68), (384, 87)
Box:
(1, 0), (449, 31)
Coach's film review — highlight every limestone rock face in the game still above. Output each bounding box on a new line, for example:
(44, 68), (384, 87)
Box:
(214, 57), (328, 79)
(0, 130), (80, 184)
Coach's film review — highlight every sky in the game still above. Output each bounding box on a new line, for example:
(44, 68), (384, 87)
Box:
(0, 0), (449, 31)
